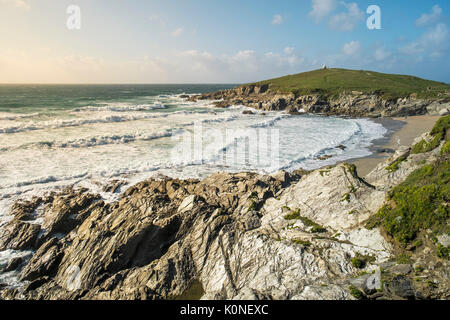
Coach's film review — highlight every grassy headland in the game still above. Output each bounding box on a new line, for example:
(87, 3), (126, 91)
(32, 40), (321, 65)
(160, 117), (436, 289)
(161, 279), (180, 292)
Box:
(251, 68), (450, 99)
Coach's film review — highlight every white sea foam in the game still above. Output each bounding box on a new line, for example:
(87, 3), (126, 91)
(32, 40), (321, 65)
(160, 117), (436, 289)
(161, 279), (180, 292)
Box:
(0, 249), (34, 289)
(72, 102), (167, 112)
(0, 94), (389, 289)
(0, 113), (40, 121)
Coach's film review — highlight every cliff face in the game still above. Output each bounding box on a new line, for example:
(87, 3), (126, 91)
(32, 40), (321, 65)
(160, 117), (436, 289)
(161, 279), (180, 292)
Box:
(189, 85), (450, 117)
(0, 124), (448, 300)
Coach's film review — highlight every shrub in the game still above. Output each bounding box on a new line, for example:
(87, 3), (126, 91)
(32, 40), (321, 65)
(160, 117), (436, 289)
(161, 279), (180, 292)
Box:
(350, 253), (375, 269)
(441, 141), (450, 155)
(298, 216), (328, 233)
(374, 160), (449, 245)
(348, 285), (365, 300)
(436, 243), (449, 260)
(385, 156), (407, 173)
(411, 133), (443, 154)
(411, 114), (449, 154)
(292, 239), (311, 247)
(396, 254), (413, 264)
(284, 209), (301, 220)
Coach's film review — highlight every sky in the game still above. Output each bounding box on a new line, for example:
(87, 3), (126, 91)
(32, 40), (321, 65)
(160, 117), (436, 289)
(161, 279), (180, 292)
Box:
(0, 0), (449, 84)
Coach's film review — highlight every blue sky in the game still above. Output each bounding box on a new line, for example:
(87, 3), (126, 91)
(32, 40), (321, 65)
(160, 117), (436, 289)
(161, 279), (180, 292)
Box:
(0, 0), (449, 83)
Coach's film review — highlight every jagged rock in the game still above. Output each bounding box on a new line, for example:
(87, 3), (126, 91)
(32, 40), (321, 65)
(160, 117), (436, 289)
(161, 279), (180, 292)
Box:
(1, 124), (448, 300)
(389, 264), (412, 275)
(188, 85), (449, 117)
(0, 220), (41, 251)
(291, 285), (351, 300)
(437, 234), (450, 247)
(24, 277), (51, 292)
(178, 195), (196, 213)
(2, 257), (23, 273)
(102, 180), (127, 193)
(20, 238), (63, 281)
(237, 212), (261, 232)
(387, 276), (415, 299)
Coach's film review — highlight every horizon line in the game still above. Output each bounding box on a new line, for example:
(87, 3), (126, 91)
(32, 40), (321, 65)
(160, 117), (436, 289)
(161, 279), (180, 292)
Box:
(0, 82), (241, 86)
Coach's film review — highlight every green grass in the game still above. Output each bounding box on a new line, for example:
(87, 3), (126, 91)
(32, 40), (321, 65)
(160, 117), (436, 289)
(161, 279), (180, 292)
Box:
(441, 141), (450, 155)
(249, 68), (450, 99)
(284, 210), (327, 233)
(292, 239), (312, 247)
(348, 285), (366, 300)
(436, 243), (449, 260)
(385, 156), (407, 173)
(411, 115), (449, 154)
(367, 115), (450, 245)
(298, 216), (327, 233)
(350, 253), (376, 269)
(411, 133), (444, 154)
(369, 160), (449, 245)
(284, 209), (302, 220)
(396, 253), (413, 264)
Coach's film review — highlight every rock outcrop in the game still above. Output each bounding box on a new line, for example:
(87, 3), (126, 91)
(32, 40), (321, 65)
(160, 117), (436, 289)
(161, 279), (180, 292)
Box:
(0, 128), (448, 300)
(188, 85), (450, 117)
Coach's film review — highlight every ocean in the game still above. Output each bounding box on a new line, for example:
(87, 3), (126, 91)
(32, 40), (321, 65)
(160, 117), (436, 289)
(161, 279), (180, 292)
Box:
(0, 83), (389, 206)
(0, 83), (389, 238)
(0, 83), (389, 286)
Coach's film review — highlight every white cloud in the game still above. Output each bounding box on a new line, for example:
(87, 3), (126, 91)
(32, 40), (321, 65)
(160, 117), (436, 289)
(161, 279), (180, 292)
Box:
(309, 0), (336, 23)
(416, 5), (443, 27)
(149, 14), (167, 27)
(342, 41), (361, 56)
(0, 0), (30, 10)
(423, 23), (448, 45)
(0, 47), (310, 83)
(171, 28), (184, 37)
(399, 23), (449, 57)
(329, 2), (364, 31)
(284, 47), (294, 55)
(374, 46), (391, 61)
(272, 14), (283, 25)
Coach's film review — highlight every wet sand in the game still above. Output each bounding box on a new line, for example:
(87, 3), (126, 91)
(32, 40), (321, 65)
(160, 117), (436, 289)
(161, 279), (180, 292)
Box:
(350, 115), (441, 177)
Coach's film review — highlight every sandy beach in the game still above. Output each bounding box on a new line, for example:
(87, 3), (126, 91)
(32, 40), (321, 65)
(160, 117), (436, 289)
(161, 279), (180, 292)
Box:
(351, 115), (442, 177)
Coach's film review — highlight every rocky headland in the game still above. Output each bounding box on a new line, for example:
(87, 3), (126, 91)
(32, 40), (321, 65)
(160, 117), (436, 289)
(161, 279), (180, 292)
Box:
(0, 115), (448, 301)
(188, 68), (450, 117)
(189, 85), (450, 118)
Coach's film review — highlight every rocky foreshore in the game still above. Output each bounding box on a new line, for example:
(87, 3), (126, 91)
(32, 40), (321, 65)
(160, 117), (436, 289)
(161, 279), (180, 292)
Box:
(0, 120), (448, 300)
(188, 84), (450, 117)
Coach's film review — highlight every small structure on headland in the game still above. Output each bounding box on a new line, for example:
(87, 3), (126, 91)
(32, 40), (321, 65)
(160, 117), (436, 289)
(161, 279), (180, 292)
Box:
(322, 65), (328, 70)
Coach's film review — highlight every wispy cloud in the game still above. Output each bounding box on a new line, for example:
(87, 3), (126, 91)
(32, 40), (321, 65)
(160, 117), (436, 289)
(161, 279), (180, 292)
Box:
(149, 14), (167, 27)
(374, 46), (391, 62)
(309, 0), (364, 31)
(272, 14), (283, 25)
(416, 5), (444, 27)
(0, 0), (30, 10)
(171, 28), (184, 37)
(399, 23), (449, 58)
(309, 0), (336, 23)
(342, 40), (361, 56)
(329, 2), (364, 31)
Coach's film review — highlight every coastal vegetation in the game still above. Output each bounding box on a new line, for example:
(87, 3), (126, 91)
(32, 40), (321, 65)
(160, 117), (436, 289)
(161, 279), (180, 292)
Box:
(373, 159), (449, 245)
(252, 68), (450, 99)
(411, 115), (449, 154)
(284, 209), (327, 233)
(368, 142), (449, 248)
(350, 253), (376, 269)
(385, 156), (408, 173)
